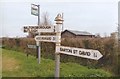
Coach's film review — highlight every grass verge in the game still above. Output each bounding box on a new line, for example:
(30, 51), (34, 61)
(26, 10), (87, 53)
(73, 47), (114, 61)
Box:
(2, 48), (112, 77)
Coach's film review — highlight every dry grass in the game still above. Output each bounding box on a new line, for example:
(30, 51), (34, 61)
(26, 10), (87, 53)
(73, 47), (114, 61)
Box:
(2, 55), (19, 71)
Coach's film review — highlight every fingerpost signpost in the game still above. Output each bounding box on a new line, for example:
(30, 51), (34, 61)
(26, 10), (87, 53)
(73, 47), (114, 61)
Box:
(35, 14), (103, 78)
(23, 4), (103, 78)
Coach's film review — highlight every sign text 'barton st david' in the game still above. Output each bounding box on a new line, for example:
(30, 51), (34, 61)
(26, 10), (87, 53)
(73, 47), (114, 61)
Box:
(56, 46), (103, 60)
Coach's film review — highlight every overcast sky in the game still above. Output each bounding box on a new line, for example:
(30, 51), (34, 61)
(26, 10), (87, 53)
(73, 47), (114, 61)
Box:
(0, 0), (119, 37)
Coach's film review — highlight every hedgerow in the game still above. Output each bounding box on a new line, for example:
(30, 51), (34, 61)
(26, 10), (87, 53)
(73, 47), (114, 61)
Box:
(2, 37), (119, 76)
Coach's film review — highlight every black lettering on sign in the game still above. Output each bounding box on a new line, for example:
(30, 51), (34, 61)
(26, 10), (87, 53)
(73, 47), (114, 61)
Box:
(53, 37), (55, 40)
(60, 48), (72, 53)
(69, 49), (72, 53)
(60, 48), (62, 51)
(80, 51), (86, 55)
(48, 37), (51, 40)
(86, 52), (91, 56)
(73, 50), (78, 54)
(94, 53), (97, 57)
(24, 27), (28, 32)
(79, 50), (82, 55)
(41, 37), (51, 40)
(36, 37), (41, 40)
(79, 51), (91, 56)
(39, 25), (51, 29)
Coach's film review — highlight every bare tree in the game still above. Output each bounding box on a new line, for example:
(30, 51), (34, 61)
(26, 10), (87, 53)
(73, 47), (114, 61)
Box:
(41, 12), (51, 25)
(29, 12), (52, 38)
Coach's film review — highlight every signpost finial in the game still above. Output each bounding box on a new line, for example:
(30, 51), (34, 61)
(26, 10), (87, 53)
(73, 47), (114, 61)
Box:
(55, 13), (64, 24)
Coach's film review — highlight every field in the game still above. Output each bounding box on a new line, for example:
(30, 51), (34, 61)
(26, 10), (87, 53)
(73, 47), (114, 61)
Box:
(2, 48), (112, 77)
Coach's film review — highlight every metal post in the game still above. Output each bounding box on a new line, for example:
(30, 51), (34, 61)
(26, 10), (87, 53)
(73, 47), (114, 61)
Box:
(38, 5), (41, 64)
(38, 5), (40, 25)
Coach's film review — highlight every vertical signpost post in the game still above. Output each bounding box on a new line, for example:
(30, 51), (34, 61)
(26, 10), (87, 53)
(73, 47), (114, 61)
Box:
(54, 14), (64, 78)
(31, 4), (41, 64)
(38, 5), (41, 64)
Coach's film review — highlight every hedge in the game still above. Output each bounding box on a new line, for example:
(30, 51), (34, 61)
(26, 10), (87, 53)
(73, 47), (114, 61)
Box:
(2, 37), (119, 75)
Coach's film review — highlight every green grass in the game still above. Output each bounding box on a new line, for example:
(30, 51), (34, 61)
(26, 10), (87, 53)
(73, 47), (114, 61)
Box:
(2, 48), (112, 77)
(0, 48), (2, 78)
